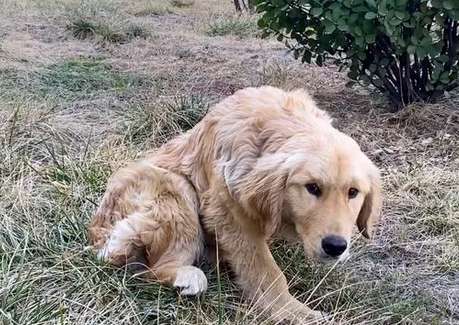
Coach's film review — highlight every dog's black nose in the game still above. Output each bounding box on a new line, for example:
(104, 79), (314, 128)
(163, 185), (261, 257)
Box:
(322, 235), (347, 257)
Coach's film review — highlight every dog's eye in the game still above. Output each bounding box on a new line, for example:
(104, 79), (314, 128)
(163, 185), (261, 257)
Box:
(348, 188), (359, 199)
(305, 183), (321, 197)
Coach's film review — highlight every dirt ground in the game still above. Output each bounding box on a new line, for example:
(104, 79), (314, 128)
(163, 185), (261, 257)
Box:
(0, 0), (458, 324)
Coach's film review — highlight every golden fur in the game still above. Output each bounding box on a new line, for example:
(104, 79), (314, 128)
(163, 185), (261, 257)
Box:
(89, 86), (382, 323)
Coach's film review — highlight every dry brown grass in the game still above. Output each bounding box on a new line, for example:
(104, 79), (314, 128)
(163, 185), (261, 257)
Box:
(0, 0), (458, 324)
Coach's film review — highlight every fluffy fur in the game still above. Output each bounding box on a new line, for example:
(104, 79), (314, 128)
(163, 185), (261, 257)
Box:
(89, 86), (382, 323)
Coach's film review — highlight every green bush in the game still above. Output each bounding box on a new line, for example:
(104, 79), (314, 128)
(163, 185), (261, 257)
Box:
(255, 0), (459, 109)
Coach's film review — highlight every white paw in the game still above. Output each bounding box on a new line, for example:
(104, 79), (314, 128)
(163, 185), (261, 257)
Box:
(173, 266), (207, 296)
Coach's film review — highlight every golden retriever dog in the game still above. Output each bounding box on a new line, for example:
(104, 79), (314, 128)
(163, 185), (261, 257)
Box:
(89, 86), (381, 324)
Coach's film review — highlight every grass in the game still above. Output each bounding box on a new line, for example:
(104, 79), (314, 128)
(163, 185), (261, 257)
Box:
(389, 167), (459, 237)
(39, 59), (141, 95)
(67, 18), (150, 44)
(0, 58), (150, 101)
(256, 60), (292, 88)
(170, 0), (195, 8)
(67, 18), (97, 40)
(207, 15), (259, 38)
(122, 95), (208, 147)
(0, 0), (458, 324)
(63, 0), (151, 43)
(0, 68), (31, 99)
(129, 2), (174, 16)
(271, 244), (448, 324)
(125, 23), (151, 40)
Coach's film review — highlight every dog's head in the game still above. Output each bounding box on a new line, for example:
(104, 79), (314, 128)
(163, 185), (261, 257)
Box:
(280, 137), (382, 262)
(221, 87), (382, 262)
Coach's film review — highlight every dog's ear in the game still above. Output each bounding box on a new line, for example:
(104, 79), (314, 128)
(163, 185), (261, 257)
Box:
(357, 167), (382, 239)
(240, 164), (288, 236)
(222, 138), (288, 237)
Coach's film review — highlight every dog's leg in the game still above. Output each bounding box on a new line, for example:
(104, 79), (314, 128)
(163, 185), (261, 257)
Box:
(215, 229), (328, 324)
(95, 212), (146, 266)
(90, 162), (207, 295)
(98, 206), (208, 296)
(200, 193), (328, 323)
(140, 171), (207, 296)
(147, 259), (208, 296)
(143, 219), (207, 296)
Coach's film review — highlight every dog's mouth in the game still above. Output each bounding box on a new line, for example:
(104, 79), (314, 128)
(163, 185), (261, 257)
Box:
(302, 243), (350, 264)
(317, 248), (350, 263)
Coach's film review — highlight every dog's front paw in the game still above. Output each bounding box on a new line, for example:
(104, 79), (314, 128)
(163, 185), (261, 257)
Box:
(173, 266), (207, 296)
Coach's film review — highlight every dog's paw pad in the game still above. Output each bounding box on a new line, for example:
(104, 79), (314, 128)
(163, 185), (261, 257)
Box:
(173, 266), (207, 296)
